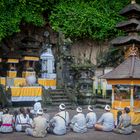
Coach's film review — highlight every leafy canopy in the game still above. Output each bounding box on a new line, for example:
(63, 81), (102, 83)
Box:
(50, 0), (129, 41)
(0, 0), (52, 40)
(0, 0), (130, 41)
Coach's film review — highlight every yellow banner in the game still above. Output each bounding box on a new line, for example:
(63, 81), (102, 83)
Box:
(113, 100), (140, 109)
(7, 59), (19, 63)
(11, 87), (42, 97)
(22, 71), (36, 77)
(38, 79), (56, 86)
(7, 71), (17, 78)
(14, 78), (26, 86)
(22, 56), (39, 61)
(0, 77), (6, 85)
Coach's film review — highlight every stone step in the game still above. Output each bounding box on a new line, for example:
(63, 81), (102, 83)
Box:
(46, 89), (72, 107)
(51, 102), (72, 106)
(51, 98), (70, 102)
(94, 104), (106, 109)
(51, 96), (69, 99)
(50, 93), (66, 96)
(96, 98), (111, 105)
(49, 89), (65, 94)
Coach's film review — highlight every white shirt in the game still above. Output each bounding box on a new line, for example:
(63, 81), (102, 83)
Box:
(71, 113), (87, 133)
(50, 115), (66, 135)
(86, 112), (97, 128)
(97, 112), (114, 130)
(15, 114), (31, 132)
(56, 111), (70, 126)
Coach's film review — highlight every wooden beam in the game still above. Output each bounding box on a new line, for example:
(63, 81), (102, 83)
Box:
(107, 79), (140, 85)
(112, 85), (115, 108)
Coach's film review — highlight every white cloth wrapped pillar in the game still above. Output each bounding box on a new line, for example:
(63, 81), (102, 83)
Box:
(130, 85), (134, 111)
(41, 60), (48, 78)
(40, 48), (56, 79)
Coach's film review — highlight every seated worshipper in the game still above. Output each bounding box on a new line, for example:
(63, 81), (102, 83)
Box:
(15, 107), (31, 132)
(0, 106), (3, 126)
(26, 109), (48, 138)
(113, 107), (135, 135)
(48, 103), (69, 135)
(70, 107), (87, 133)
(0, 108), (14, 133)
(31, 98), (42, 115)
(86, 105), (97, 128)
(56, 103), (69, 126)
(95, 105), (114, 132)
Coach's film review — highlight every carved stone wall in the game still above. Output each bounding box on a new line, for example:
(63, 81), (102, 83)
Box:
(71, 39), (109, 65)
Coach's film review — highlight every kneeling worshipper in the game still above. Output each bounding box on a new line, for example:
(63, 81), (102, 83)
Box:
(70, 107), (87, 133)
(48, 103), (69, 135)
(25, 109), (48, 138)
(15, 107), (32, 132)
(113, 107), (135, 135)
(0, 108), (14, 133)
(86, 105), (97, 128)
(95, 105), (114, 132)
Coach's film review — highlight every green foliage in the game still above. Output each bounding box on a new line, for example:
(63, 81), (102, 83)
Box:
(50, 0), (129, 41)
(0, 0), (50, 40)
(0, 0), (132, 41)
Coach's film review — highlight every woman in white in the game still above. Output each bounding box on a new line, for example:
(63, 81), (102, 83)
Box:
(15, 107), (31, 132)
(70, 107), (87, 133)
(0, 108), (14, 133)
(86, 105), (97, 128)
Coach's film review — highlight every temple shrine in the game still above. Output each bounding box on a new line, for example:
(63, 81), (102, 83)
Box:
(0, 36), (56, 103)
(101, 0), (140, 125)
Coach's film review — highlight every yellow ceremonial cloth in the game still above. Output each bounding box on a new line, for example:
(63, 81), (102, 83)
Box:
(22, 56), (39, 61)
(14, 78), (26, 86)
(38, 79), (56, 86)
(11, 87), (42, 97)
(22, 71), (36, 77)
(0, 77), (6, 85)
(7, 59), (19, 63)
(7, 71), (17, 78)
(113, 100), (130, 109)
(113, 100), (140, 109)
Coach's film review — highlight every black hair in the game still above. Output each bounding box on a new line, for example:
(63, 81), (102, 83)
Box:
(117, 111), (122, 125)
(3, 108), (9, 114)
(124, 107), (130, 114)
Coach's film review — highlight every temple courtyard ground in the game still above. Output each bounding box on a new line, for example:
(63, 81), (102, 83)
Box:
(0, 108), (140, 140)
